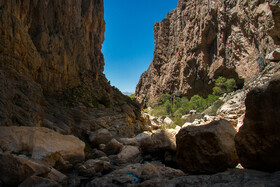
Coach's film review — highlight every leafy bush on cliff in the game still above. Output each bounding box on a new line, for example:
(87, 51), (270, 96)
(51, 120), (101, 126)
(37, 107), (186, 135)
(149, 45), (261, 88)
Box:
(213, 77), (237, 95)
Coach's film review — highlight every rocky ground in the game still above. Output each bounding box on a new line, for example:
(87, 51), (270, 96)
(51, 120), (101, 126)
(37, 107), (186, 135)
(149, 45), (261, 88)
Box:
(1, 76), (280, 186)
(0, 0), (280, 186)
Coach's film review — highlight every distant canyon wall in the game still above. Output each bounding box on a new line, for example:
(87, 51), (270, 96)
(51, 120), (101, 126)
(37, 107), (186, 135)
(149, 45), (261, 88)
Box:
(136, 0), (280, 105)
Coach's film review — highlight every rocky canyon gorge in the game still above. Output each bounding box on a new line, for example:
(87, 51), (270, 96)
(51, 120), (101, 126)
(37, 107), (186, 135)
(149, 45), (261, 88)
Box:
(135, 0), (280, 105)
(0, 0), (280, 186)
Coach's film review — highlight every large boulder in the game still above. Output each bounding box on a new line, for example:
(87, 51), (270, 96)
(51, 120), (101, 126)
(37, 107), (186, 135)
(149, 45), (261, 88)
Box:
(116, 146), (141, 164)
(88, 128), (113, 147)
(235, 75), (280, 171)
(0, 153), (51, 186)
(77, 157), (111, 177)
(176, 119), (238, 174)
(0, 126), (85, 164)
(140, 129), (177, 154)
(103, 139), (123, 155)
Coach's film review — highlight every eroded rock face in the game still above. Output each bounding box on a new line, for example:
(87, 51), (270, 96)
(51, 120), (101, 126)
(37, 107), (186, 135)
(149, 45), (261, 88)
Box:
(176, 119), (238, 174)
(136, 0), (279, 104)
(0, 0), (148, 139)
(0, 0), (105, 93)
(235, 75), (280, 172)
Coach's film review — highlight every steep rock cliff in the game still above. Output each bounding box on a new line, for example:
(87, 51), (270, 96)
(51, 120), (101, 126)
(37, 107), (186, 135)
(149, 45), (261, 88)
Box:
(0, 0), (147, 138)
(136, 0), (279, 105)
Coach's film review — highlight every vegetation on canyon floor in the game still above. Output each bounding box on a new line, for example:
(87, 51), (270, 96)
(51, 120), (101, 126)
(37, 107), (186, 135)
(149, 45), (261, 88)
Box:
(144, 77), (237, 127)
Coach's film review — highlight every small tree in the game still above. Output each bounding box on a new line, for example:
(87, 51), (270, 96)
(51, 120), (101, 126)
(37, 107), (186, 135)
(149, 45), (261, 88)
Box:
(225, 78), (237, 92)
(213, 76), (237, 95)
(162, 93), (171, 103)
(164, 100), (172, 115)
(129, 94), (135, 100)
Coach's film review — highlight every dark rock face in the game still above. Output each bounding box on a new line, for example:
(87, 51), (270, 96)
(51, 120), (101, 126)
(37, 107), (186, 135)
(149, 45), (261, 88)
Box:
(0, 0), (105, 93)
(0, 154), (50, 186)
(176, 119), (238, 174)
(135, 0), (279, 105)
(0, 0), (148, 138)
(235, 75), (280, 172)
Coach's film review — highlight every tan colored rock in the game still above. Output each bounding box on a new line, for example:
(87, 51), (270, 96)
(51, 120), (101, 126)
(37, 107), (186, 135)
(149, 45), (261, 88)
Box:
(0, 153), (51, 186)
(47, 168), (68, 185)
(88, 128), (113, 147)
(104, 139), (123, 155)
(136, 0), (278, 105)
(119, 132), (152, 146)
(176, 119), (238, 174)
(235, 75), (280, 172)
(0, 126), (85, 164)
(140, 129), (177, 154)
(117, 146), (141, 163)
(77, 157), (111, 177)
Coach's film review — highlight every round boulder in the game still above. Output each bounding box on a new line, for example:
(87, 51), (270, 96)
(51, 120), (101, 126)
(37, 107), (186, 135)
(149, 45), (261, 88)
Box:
(88, 128), (113, 147)
(176, 119), (238, 174)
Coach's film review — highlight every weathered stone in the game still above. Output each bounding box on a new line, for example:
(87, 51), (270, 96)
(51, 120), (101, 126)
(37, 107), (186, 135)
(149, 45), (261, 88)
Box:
(19, 176), (59, 187)
(119, 132), (151, 146)
(0, 154), (50, 186)
(266, 48), (280, 61)
(0, 126), (85, 164)
(116, 146), (141, 163)
(77, 157), (111, 177)
(134, 169), (280, 187)
(91, 149), (107, 159)
(47, 168), (67, 185)
(135, 0), (278, 105)
(235, 75), (280, 172)
(176, 119), (238, 174)
(88, 163), (185, 186)
(140, 129), (177, 154)
(163, 117), (173, 126)
(89, 128), (113, 147)
(104, 139), (123, 155)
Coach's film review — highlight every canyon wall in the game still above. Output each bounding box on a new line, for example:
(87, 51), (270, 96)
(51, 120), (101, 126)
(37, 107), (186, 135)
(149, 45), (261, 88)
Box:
(0, 0), (147, 138)
(135, 0), (280, 105)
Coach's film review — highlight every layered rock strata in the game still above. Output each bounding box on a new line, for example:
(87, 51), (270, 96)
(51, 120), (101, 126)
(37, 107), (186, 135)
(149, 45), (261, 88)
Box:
(0, 0), (147, 138)
(136, 0), (280, 105)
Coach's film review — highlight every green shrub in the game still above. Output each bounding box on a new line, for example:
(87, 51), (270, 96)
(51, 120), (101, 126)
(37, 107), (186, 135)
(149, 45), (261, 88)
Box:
(225, 78), (237, 92)
(150, 105), (168, 116)
(164, 100), (172, 115)
(213, 76), (237, 95)
(129, 94), (135, 100)
(206, 94), (219, 107)
(162, 93), (171, 103)
(172, 118), (186, 127)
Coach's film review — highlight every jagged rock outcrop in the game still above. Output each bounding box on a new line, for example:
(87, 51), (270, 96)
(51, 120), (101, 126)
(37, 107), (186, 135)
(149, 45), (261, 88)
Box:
(136, 0), (280, 105)
(0, 0), (148, 138)
(235, 75), (280, 172)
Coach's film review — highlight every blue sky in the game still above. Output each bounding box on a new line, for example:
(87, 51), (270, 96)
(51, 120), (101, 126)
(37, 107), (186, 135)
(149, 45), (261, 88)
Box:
(102, 0), (178, 93)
